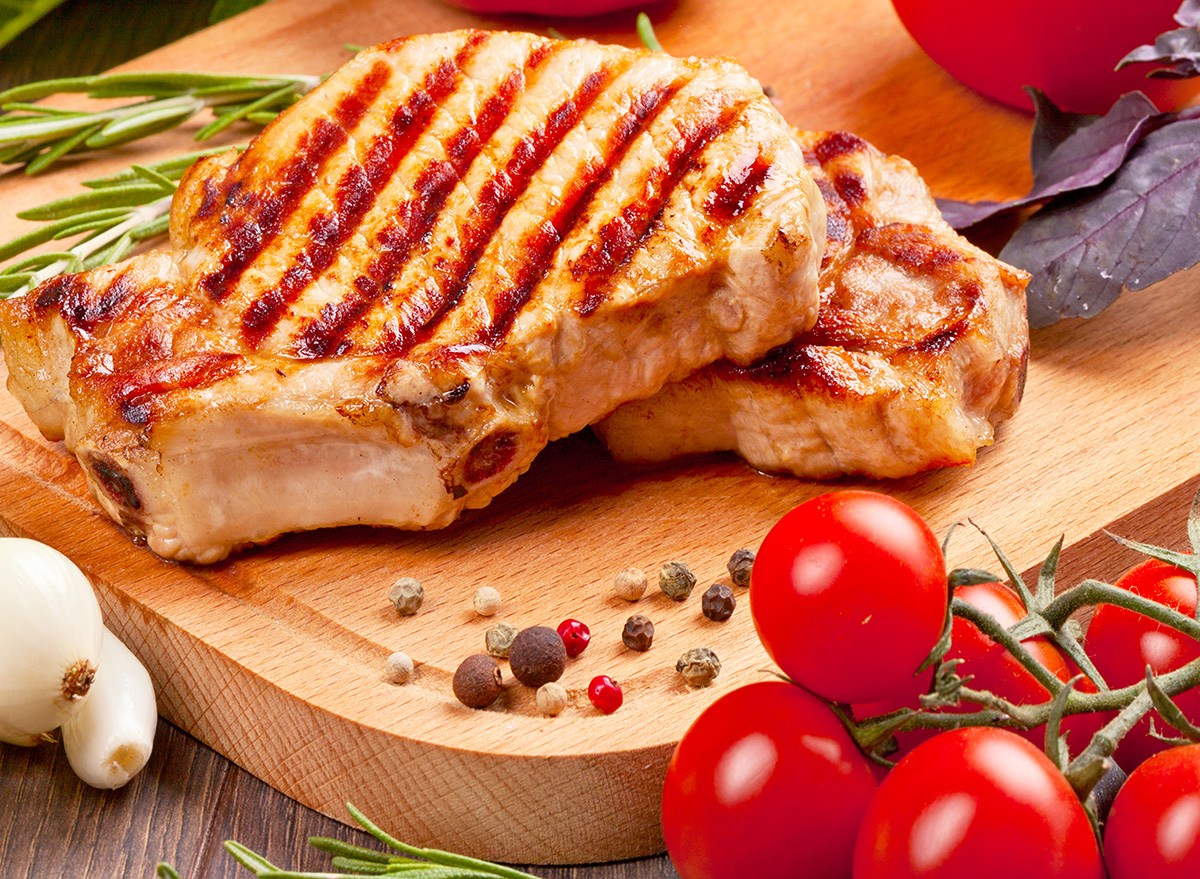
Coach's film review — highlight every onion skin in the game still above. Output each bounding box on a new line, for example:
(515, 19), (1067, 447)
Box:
(0, 538), (105, 741)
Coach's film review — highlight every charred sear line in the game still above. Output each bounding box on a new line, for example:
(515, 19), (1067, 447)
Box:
(240, 53), (470, 347)
(474, 77), (687, 346)
(86, 456), (142, 511)
(573, 98), (749, 316)
(198, 61), (393, 301)
(859, 224), (965, 275)
(705, 150), (773, 221)
(113, 353), (244, 426)
(814, 130), (868, 164)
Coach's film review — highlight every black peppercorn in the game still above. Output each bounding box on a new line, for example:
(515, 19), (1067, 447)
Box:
(508, 625), (567, 688)
(622, 614), (655, 652)
(701, 583), (736, 622)
(453, 653), (503, 709)
(728, 548), (755, 588)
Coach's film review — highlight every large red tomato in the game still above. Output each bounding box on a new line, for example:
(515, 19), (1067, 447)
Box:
(662, 681), (878, 879)
(852, 728), (1104, 879)
(1104, 743), (1200, 878)
(751, 491), (948, 705)
(890, 0), (1200, 114)
(1084, 558), (1200, 771)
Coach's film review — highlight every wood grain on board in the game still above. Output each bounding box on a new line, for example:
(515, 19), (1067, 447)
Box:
(1, 0), (1198, 865)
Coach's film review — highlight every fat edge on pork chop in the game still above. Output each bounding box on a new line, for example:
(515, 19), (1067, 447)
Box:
(0, 30), (826, 563)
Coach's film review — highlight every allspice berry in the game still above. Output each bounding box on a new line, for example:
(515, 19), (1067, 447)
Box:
(536, 681), (569, 716)
(453, 654), (503, 709)
(473, 586), (502, 616)
(728, 549), (755, 588)
(701, 583), (736, 622)
(614, 567), (648, 601)
(658, 561), (696, 601)
(485, 621), (519, 658)
(508, 625), (567, 688)
(389, 577), (425, 616)
(677, 647), (721, 687)
(622, 614), (655, 652)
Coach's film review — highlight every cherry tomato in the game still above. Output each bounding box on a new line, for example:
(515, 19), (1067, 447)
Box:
(1104, 743), (1200, 878)
(852, 727), (1104, 879)
(751, 491), (947, 704)
(890, 0), (1200, 114)
(1084, 558), (1200, 771)
(438, 0), (642, 16)
(855, 580), (1098, 754)
(662, 680), (877, 879)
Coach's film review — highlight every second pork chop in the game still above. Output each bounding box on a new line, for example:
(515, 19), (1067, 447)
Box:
(0, 31), (825, 562)
(594, 130), (1028, 478)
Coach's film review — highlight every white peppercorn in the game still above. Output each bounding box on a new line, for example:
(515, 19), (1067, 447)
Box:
(384, 651), (414, 684)
(658, 561), (696, 601)
(485, 621), (519, 658)
(536, 681), (569, 716)
(728, 548), (755, 588)
(677, 647), (721, 687)
(389, 577), (424, 616)
(473, 585), (502, 616)
(614, 567), (648, 601)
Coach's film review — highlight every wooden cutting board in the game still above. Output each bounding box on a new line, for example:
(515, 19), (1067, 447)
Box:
(2, 0), (1199, 864)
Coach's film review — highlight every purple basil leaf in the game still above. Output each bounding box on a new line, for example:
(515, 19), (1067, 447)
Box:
(1177, 0), (1200, 28)
(1001, 117), (1200, 327)
(1117, 26), (1200, 78)
(937, 90), (1159, 229)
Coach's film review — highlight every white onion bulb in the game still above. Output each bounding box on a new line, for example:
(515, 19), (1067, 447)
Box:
(0, 537), (105, 744)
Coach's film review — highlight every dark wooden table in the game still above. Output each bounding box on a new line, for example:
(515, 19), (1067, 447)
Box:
(0, 3), (680, 876)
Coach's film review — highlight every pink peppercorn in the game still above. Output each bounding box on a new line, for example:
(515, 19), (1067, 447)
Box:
(557, 619), (591, 658)
(588, 675), (623, 714)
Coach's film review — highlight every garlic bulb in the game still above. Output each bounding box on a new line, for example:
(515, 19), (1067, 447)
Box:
(0, 537), (105, 744)
(61, 627), (157, 789)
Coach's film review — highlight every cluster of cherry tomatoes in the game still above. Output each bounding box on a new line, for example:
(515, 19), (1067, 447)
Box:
(661, 490), (1200, 878)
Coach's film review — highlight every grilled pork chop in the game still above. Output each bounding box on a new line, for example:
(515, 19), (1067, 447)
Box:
(0, 31), (826, 563)
(593, 130), (1029, 478)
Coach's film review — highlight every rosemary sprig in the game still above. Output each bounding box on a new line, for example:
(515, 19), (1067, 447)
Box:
(157, 804), (544, 879)
(0, 69), (323, 174)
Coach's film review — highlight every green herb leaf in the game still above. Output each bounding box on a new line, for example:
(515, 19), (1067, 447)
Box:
(0, 0), (70, 54)
(209, 0), (272, 25)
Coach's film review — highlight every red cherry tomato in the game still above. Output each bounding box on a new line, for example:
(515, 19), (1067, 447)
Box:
(751, 491), (947, 704)
(1104, 743), (1200, 878)
(856, 580), (1098, 754)
(890, 0), (1200, 114)
(438, 0), (642, 16)
(662, 681), (877, 879)
(1084, 558), (1200, 771)
(852, 727), (1104, 879)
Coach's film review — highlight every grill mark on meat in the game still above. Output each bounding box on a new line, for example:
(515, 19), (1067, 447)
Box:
(32, 270), (137, 335)
(197, 58), (396, 301)
(240, 53), (468, 347)
(903, 313), (973, 356)
(704, 150), (772, 221)
(33, 273), (75, 309)
(857, 224), (964, 274)
(399, 61), (623, 354)
(292, 43), (549, 359)
(462, 430), (519, 484)
(86, 455), (142, 511)
(114, 352), (245, 426)
(814, 130), (867, 163)
(573, 97), (749, 316)
(470, 78), (687, 346)
(833, 170), (867, 208)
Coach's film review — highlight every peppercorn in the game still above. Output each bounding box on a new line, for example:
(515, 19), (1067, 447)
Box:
(728, 548), (756, 588)
(388, 577), (424, 616)
(587, 675), (623, 714)
(614, 566), (648, 601)
(536, 681), (569, 716)
(384, 651), (414, 684)
(701, 583), (736, 622)
(658, 561), (696, 601)
(622, 614), (655, 652)
(676, 647), (721, 687)
(557, 618), (591, 657)
(473, 586), (502, 616)
(508, 626), (567, 688)
(452, 653), (503, 709)
(485, 621), (519, 658)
